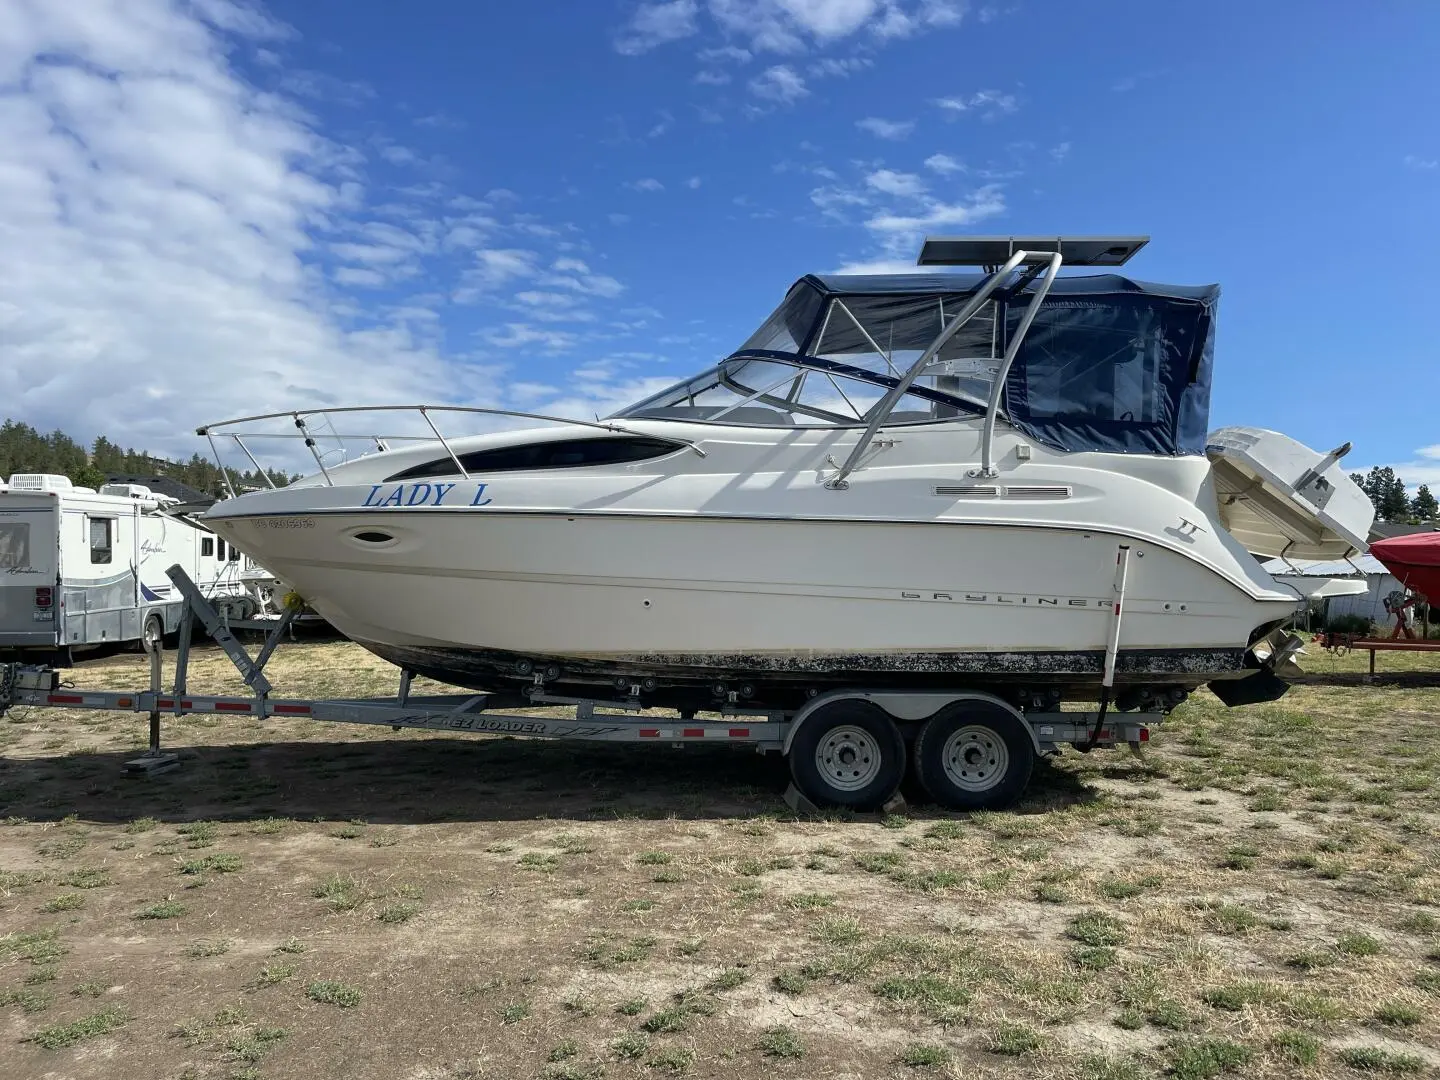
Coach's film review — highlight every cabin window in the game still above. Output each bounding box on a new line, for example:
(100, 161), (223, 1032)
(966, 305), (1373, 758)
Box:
(384, 436), (684, 482)
(201, 537), (214, 557)
(228, 544), (241, 561)
(0, 523), (30, 569)
(217, 539), (226, 561)
(88, 518), (114, 565)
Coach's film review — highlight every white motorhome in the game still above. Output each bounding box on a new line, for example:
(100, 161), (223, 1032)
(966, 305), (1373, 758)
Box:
(0, 473), (276, 663)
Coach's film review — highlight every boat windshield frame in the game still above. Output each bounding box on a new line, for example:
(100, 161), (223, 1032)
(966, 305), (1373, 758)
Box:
(613, 352), (994, 429)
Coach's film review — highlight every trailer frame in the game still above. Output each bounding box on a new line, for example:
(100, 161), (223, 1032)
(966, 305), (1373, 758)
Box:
(0, 565), (1162, 810)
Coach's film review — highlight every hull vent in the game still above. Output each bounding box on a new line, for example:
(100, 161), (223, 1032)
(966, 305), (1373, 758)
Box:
(1004, 485), (1072, 499)
(935, 485), (999, 497)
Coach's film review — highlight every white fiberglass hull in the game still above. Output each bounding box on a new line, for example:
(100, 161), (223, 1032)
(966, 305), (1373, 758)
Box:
(205, 505), (1295, 695)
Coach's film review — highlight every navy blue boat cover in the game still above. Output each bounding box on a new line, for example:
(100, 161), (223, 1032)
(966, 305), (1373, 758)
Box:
(734, 272), (1218, 457)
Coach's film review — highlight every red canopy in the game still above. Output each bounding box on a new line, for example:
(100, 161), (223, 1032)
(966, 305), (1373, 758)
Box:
(1369, 534), (1440, 602)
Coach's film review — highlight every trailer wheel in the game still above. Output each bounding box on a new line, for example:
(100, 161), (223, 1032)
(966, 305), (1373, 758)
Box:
(787, 700), (905, 811)
(141, 614), (165, 655)
(913, 700), (1033, 811)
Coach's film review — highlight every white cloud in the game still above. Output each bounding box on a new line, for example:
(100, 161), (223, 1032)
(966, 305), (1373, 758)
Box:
(482, 322), (580, 352)
(333, 267), (386, 287)
(749, 64), (809, 103)
(933, 89), (1019, 119)
(808, 55), (872, 78)
(0, 0), (501, 458)
(512, 291), (596, 322)
(625, 177), (666, 192)
(831, 257), (928, 274)
(1404, 154), (1438, 170)
(276, 69), (375, 107)
(809, 183), (872, 220)
(924, 152), (963, 174)
(865, 168), (926, 197)
(774, 0), (881, 38)
(694, 69), (731, 85)
(459, 249), (540, 295)
(864, 184), (1006, 236)
(643, 1), (967, 56)
(855, 116), (914, 140)
(538, 258), (626, 299)
(697, 44), (752, 63)
(872, 0), (964, 38)
(413, 111), (464, 129)
(686, 176), (703, 188)
(614, 0), (700, 55)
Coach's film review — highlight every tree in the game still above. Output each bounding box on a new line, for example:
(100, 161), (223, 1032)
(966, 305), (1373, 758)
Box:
(1357, 466), (1412, 522)
(1412, 484), (1439, 522)
(2, 416), (292, 495)
(1383, 473), (1410, 522)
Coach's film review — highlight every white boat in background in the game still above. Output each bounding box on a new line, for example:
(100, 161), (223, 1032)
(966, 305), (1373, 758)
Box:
(196, 235), (1374, 716)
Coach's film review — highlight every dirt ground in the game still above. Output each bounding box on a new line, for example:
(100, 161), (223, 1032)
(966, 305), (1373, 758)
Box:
(1, 638), (1438, 1080)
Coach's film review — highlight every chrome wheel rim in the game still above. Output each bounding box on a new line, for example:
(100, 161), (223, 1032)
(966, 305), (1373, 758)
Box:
(816, 725), (883, 791)
(941, 725), (1008, 792)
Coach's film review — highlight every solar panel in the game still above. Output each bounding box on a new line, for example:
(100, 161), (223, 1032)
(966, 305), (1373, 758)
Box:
(916, 235), (1149, 268)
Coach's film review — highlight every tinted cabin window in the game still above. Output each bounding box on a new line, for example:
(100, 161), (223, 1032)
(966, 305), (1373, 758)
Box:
(217, 539), (226, 561)
(89, 518), (114, 564)
(201, 537), (214, 557)
(385, 437), (682, 482)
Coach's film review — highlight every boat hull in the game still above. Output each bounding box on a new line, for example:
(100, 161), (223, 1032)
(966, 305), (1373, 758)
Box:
(205, 508), (1292, 699)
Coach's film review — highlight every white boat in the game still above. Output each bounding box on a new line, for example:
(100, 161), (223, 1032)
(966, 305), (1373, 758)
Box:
(197, 235), (1374, 715)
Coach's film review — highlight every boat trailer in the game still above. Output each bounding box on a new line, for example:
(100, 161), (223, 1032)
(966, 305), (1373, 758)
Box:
(0, 565), (1160, 812)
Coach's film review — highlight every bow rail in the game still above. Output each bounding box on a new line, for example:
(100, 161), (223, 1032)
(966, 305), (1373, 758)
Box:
(196, 404), (705, 496)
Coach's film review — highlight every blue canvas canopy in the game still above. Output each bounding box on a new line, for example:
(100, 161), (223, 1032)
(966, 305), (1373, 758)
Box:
(734, 272), (1219, 457)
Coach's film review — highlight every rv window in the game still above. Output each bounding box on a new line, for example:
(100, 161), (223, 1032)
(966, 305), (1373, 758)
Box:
(201, 537), (214, 557)
(0, 523), (30, 569)
(89, 518), (114, 564)
(217, 539), (226, 561)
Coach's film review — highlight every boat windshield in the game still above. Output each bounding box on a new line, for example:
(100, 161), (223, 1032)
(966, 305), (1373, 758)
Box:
(617, 356), (981, 427)
(617, 282), (995, 428)
(616, 273), (1218, 453)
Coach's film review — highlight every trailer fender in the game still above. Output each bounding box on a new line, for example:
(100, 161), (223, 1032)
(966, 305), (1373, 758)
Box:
(782, 689), (1040, 757)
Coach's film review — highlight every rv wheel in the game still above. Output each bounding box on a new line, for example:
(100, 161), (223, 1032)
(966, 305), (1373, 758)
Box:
(787, 700), (905, 812)
(913, 700), (1033, 811)
(142, 614), (164, 655)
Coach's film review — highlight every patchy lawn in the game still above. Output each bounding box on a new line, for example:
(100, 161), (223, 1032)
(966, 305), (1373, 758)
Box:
(1, 640), (1437, 1079)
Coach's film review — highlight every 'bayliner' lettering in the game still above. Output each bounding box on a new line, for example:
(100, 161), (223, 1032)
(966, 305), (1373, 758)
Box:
(362, 482), (485, 509)
(901, 591), (1111, 608)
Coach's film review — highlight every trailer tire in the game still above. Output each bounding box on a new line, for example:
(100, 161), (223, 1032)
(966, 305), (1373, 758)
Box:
(141, 614), (165, 655)
(913, 700), (1033, 811)
(787, 700), (905, 812)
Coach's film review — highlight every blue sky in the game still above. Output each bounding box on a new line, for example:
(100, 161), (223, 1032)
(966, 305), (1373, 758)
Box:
(2, 1), (1438, 484)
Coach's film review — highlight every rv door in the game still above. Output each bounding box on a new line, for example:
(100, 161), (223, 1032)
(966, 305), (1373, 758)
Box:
(0, 498), (61, 650)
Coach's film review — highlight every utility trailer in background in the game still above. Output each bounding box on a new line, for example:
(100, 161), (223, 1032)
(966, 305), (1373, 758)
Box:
(0, 565), (1163, 812)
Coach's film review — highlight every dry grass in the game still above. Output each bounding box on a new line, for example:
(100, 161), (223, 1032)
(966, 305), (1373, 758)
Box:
(0, 639), (1437, 1078)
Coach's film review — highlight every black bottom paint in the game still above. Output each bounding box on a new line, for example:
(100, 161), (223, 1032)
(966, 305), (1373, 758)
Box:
(359, 640), (1252, 711)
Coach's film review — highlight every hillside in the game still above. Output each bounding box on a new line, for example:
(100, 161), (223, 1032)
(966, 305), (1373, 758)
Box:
(0, 419), (290, 496)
